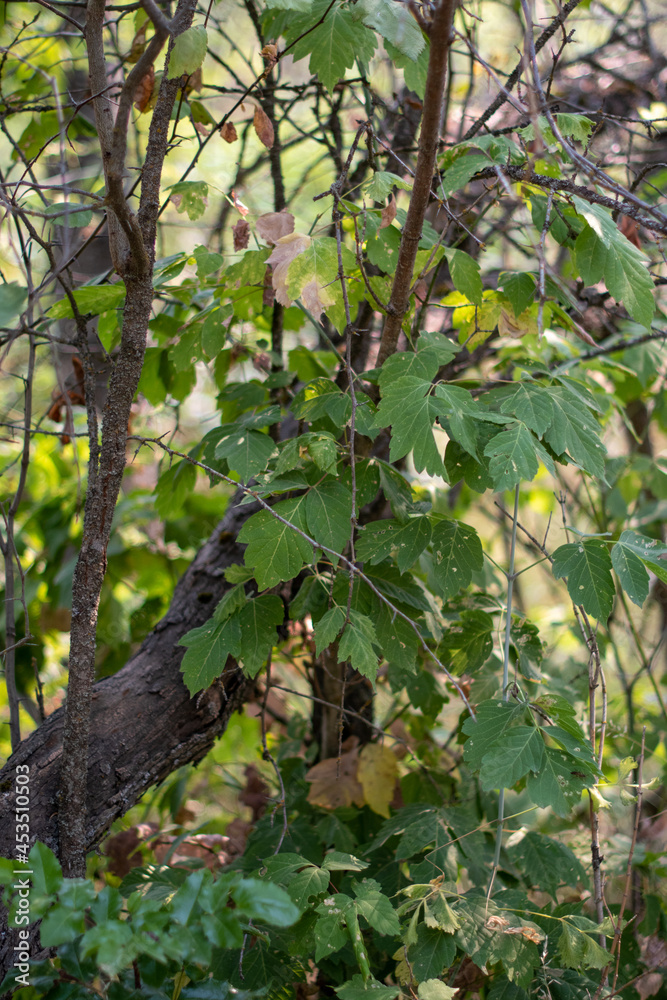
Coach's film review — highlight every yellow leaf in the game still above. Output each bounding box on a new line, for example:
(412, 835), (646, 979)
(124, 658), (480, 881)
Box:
(358, 743), (398, 818)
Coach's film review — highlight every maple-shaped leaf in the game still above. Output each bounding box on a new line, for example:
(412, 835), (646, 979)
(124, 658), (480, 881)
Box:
(238, 495), (312, 590)
(338, 612), (380, 681)
(508, 831), (585, 900)
(552, 540), (614, 621)
(498, 382), (553, 436)
(374, 376), (447, 478)
(431, 517), (484, 600)
(542, 386), (607, 480)
(306, 480), (353, 559)
(284, 0), (377, 94)
(214, 426), (276, 482)
(238, 595), (284, 677)
(526, 748), (595, 817)
(478, 726), (545, 791)
(314, 605), (346, 655)
(256, 210), (295, 245)
(178, 616), (241, 695)
(484, 423), (541, 491)
(355, 517), (432, 572)
(287, 237), (355, 316)
(462, 700), (527, 769)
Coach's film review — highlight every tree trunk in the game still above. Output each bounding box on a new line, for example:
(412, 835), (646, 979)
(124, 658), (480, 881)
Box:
(0, 495), (256, 979)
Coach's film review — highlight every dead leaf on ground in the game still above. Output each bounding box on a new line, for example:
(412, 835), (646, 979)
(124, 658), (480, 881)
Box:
(305, 746), (365, 810)
(233, 218), (250, 251)
(253, 104), (274, 149)
(220, 121), (238, 143)
(267, 232), (311, 306)
(256, 209), (295, 245)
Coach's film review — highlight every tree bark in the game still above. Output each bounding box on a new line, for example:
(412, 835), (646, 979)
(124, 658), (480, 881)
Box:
(0, 495), (256, 980)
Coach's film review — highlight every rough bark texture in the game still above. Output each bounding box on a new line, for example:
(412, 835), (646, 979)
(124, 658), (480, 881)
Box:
(0, 496), (255, 980)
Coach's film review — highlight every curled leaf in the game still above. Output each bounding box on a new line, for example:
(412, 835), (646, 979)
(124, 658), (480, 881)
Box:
(261, 43), (278, 71)
(231, 189), (249, 217)
(233, 219), (250, 251)
(133, 64), (155, 113)
(253, 104), (274, 149)
(380, 193), (397, 229)
(267, 232), (311, 306)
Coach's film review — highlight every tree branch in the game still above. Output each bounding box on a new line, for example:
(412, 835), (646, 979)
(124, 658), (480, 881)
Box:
(376, 0), (456, 369)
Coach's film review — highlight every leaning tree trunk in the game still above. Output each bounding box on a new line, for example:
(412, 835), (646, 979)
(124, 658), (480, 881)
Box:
(0, 495), (256, 980)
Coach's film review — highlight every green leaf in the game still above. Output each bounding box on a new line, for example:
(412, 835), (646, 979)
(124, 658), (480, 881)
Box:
(462, 700), (527, 769)
(488, 980), (529, 1000)
(441, 153), (489, 196)
(441, 609), (494, 673)
(286, 0), (377, 94)
(287, 236), (354, 302)
(170, 180), (209, 221)
(0, 282), (28, 328)
(433, 384), (481, 460)
(314, 606), (346, 655)
(376, 605), (420, 673)
(335, 977), (399, 1000)
(542, 387), (607, 480)
(214, 427), (276, 482)
(178, 616), (242, 695)
(292, 378), (352, 427)
(418, 982), (457, 1000)
(384, 40), (429, 99)
(359, 0), (424, 60)
(558, 917), (609, 970)
(338, 612), (380, 681)
(572, 196), (654, 327)
(287, 866), (330, 909)
(232, 878), (300, 926)
(376, 376), (447, 477)
(484, 423), (540, 491)
(356, 517), (432, 573)
(364, 170), (413, 201)
(612, 530), (667, 586)
(322, 852), (369, 872)
(167, 26), (208, 79)
(353, 879), (400, 936)
(498, 382), (553, 436)
(238, 495), (313, 590)
(509, 832), (586, 900)
(499, 272), (536, 317)
(478, 727), (545, 791)
(48, 282), (126, 320)
(431, 518), (484, 600)
(154, 459), (197, 518)
(238, 595), (284, 678)
(306, 480), (353, 558)
(378, 349), (440, 392)
(527, 748), (594, 817)
(552, 540), (614, 621)
(314, 912), (349, 961)
(446, 248), (483, 306)
(29, 842), (63, 897)
(409, 923), (456, 980)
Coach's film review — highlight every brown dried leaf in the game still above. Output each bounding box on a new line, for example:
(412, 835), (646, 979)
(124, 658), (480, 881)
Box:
(305, 747), (365, 810)
(263, 265), (275, 307)
(301, 278), (335, 316)
(253, 104), (274, 149)
(256, 209), (295, 246)
(127, 22), (148, 64)
(220, 121), (238, 144)
(153, 833), (233, 871)
(380, 193), (397, 229)
(104, 823), (158, 877)
(233, 218), (250, 251)
(231, 189), (249, 217)
(194, 121), (210, 137)
(261, 43), (278, 70)
(619, 213), (642, 248)
(133, 63), (155, 113)
(267, 232), (311, 306)
(187, 67), (203, 93)
(239, 764), (270, 821)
